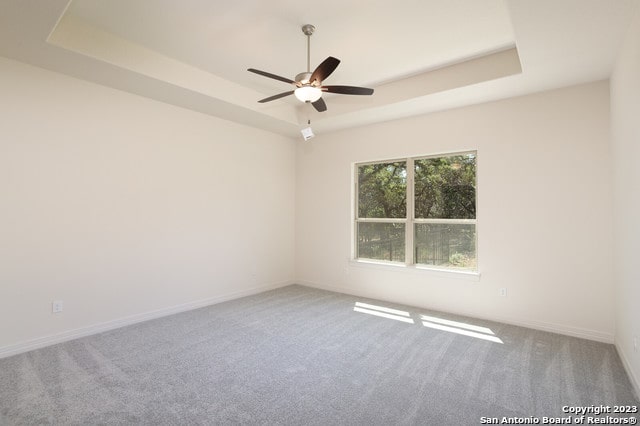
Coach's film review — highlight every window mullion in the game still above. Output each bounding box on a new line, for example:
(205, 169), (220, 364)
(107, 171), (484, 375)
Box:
(406, 158), (414, 265)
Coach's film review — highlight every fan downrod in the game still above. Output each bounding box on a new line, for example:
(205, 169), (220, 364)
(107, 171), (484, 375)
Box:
(301, 24), (315, 72)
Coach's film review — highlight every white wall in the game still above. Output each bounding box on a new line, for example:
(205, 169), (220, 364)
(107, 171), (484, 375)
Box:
(0, 49), (625, 369)
(296, 81), (614, 342)
(0, 57), (295, 354)
(611, 4), (640, 395)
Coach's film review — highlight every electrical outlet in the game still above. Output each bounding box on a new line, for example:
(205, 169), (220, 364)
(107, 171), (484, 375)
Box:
(499, 288), (507, 297)
(52, 300), (63, 313)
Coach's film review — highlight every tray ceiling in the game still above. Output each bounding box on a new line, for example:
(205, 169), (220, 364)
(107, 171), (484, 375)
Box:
(0, 0), (636, 138)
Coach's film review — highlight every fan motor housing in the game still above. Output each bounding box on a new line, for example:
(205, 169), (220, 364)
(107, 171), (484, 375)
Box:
(295, 72), (314, 85)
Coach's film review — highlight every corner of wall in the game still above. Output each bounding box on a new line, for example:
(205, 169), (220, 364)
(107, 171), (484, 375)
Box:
(610, 0), (640, 402)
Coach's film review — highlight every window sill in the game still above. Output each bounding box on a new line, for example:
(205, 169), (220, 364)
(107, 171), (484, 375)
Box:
(349, 259), (481, 282)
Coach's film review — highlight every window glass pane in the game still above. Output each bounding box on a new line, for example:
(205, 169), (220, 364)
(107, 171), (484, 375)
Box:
(357, 222), (405, 262)
(414, 154), (476, 219)
(415, 223), (476, 269)
(358, 162), (407, 218)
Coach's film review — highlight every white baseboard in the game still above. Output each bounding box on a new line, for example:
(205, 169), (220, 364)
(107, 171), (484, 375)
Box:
(1, 279), (618, 360)
(297, 280), (615, 344)
(0, 280), (293, 359)
(616, 342), (640, 401)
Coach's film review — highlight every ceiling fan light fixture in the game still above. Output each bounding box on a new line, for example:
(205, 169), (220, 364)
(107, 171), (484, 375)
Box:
(294, 86), (322, 103)
(248, 24), (373, 112)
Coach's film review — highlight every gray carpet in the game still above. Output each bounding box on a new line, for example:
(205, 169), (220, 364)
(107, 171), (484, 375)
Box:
(0, 285), (637, 425)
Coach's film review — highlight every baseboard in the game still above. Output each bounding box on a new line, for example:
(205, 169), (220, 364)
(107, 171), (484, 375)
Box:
(0, 280), (293, 359)
(297, 280), (615, 344)
(615, 342), (640, 400)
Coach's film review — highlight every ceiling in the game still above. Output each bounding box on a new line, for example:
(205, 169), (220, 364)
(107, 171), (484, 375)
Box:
(0, 0), (637, 139)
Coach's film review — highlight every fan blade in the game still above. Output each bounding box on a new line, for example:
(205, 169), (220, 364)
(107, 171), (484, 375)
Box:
(258, 91), (295, 103)
(310, 57), (340, 84)
(322, 85), (374, 95)
(247, 68), (295, 85)
(311, 97), (327, 112)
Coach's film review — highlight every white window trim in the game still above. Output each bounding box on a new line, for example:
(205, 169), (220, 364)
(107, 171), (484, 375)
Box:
(348, 258), (481, 281)
(353, 151), (478, 276)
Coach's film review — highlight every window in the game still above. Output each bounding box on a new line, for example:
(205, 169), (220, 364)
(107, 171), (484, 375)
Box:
(355, 152), (477, 271)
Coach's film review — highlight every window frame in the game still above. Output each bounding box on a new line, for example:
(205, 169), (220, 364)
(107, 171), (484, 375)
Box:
(353, 151), (478, 273)
(353, 157), (408, 265)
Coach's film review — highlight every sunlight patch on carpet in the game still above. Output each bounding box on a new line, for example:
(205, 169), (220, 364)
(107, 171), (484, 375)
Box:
(353, 302), (414, 324)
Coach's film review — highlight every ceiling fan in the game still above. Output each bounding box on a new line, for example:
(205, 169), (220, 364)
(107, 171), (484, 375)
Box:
(247, 24), (374, 112)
